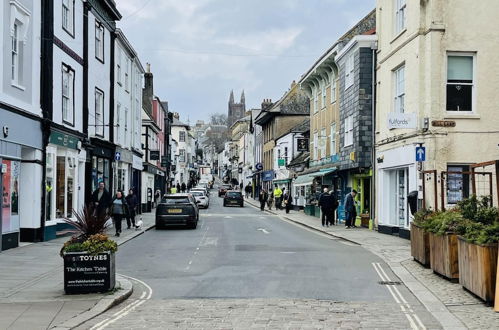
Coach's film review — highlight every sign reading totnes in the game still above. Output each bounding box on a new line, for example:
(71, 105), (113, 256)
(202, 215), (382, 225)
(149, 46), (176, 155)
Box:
(387, 112), (417, 129)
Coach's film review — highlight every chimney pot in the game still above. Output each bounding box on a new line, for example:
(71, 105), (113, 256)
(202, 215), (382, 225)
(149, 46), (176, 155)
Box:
(146, 63), (151, 73)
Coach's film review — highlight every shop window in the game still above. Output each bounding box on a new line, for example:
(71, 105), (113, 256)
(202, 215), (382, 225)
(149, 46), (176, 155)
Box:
(45, 153), (55, 220)
(447, 165), (470, 204)
(1, 160), (20, 234)
(56, 156), (66, 218)
(92, 156), (110, 193)
(447, 54), (474, 112)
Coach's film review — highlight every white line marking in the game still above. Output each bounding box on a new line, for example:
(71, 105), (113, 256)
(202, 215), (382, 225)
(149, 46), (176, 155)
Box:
(257, 228), (269, 234)
(188, 260), (193, 265)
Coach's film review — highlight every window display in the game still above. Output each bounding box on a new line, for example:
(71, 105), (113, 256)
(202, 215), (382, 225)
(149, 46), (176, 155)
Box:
(2, 159), (20, 234)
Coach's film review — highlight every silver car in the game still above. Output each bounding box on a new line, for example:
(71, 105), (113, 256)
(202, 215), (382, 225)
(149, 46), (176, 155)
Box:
(191, 190), (209, 208)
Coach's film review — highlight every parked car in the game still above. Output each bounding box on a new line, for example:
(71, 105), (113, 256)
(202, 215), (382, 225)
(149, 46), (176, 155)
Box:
(156, 194), (199, 229)
(191, 191), (209, 209)
(223, 190), (244, 207)
(191, 186), (210, 197)
(218, 184), (232, 197)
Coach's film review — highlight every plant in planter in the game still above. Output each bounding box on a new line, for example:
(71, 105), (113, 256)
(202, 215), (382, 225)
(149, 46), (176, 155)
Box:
(410, 208), (434, 267)
(456, 196), (499, 303)
(61, 205), (117, 294)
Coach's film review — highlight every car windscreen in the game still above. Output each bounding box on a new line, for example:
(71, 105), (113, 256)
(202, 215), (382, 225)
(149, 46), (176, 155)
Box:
(162, 197), (190, 204)
(191, 192), (203, 197)
(226, 192), (241, 197)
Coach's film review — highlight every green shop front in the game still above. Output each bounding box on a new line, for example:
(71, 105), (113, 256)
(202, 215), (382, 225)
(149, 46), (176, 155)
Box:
(292, 168), (336, 217)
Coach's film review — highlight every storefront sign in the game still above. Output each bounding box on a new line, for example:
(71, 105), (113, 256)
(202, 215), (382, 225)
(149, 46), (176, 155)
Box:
(63, 252), (115, 294)
(297, 138), (309, 151)
(115, 148), (133, 164)
(278, 158), (285, 166)
(150, 150), (160, 160)
(387, 112), (417, 129)
(262, 170), (274, 182)
(431, 120), (456, 127)
(132, 155), (143, 170)
(49, 131), (79, 149)
(255, 163), (263, 171)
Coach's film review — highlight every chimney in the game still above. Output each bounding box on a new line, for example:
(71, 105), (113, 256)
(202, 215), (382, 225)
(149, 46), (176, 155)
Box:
(142, 62), (153, 115)
(173, 112), (180, 120)
(261, 98), (272, 111)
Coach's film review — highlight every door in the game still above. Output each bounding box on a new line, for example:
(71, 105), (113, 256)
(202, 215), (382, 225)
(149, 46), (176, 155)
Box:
(0, 157), (3, 250)
(397, 169), (408, 227)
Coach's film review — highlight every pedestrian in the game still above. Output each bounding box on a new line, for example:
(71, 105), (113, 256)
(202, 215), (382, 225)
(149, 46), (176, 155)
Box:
(239, 182), (243, 191)
(91, 181), (112, 216)
(170, 185), (177, 194)
(125, 189), (138, 229)
(267, 191), (274, 210)
(328, 191), (339, 226)
(187, 181), (192, 191)
(181, 182), (186, 193)
(111, 190), (129, 237)
(259, 188), (268, 211)
(344, 189), (358, 228)
(273, 186), (283, 210)
(284, 190), (293, 214)
(245, 183), (252, 199)
(154, 189), (161, 207)
(176, 182), (181, 192)
(318, 188), (333, 227)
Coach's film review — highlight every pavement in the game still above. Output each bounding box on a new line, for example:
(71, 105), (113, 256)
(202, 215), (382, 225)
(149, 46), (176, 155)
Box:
(0, 211), (156, 330)
(244, 197), (499, 330)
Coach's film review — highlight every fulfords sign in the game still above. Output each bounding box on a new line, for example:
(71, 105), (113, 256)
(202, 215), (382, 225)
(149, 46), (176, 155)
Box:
(387, 112), (417, 129)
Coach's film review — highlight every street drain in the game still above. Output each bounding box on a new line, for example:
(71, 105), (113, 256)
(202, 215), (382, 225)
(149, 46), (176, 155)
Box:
(378, 281), (402, 285)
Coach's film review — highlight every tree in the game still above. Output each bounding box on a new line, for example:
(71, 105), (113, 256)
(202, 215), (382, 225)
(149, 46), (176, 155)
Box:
(209, 113), (228, 126)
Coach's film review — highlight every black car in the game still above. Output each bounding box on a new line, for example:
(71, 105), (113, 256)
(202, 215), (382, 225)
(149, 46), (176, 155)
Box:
(156, 194), (199, 229)
(223, 190), (244, 207)
(218, 184), (232, 197)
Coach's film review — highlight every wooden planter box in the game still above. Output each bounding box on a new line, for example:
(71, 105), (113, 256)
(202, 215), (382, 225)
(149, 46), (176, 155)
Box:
(429, 232), (459, 280)
(458, 237), (498, 303)
(304, 204), (315, 216)
(411, 223), (431, 267)
(63, 251), (116, 294)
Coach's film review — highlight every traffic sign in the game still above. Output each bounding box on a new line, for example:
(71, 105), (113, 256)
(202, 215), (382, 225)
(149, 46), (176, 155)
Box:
(416, 147), (426, 162)
(255, 162), (263, 171)
(115, 152), (121, 161)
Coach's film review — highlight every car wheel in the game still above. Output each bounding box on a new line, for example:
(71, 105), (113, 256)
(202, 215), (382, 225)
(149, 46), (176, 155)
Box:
(241, 203), (244, 207)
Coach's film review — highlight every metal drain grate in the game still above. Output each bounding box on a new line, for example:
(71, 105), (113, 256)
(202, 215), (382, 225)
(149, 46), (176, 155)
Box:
(378, 281), (402, 285)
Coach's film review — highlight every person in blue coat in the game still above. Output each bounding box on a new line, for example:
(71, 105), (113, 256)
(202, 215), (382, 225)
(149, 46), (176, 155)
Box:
(344, 189), (357, 228)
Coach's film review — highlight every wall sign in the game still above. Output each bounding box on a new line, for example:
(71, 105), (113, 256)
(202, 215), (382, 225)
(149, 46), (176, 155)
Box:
(387, 112), (417, 129)
(49, 131), (79, 149)
(63, 252), (115, 294)
(431, 120), (456, 127)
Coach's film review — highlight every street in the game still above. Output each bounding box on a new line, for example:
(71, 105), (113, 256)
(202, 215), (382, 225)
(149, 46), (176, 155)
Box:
(77, 188), (441, 329)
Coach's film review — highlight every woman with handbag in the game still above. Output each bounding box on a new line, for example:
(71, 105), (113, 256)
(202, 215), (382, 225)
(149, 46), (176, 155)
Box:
(111, 190), (129, 237)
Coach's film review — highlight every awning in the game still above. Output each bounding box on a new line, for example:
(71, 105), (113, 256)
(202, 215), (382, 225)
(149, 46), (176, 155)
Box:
(273, 179), (291, 185)
(292, 168), (337, 187)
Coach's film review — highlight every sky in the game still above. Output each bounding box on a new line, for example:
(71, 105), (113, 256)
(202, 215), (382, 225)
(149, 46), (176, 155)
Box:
(116, 0), (375, 123)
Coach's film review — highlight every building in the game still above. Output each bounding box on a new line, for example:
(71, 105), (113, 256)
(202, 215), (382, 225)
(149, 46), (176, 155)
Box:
(170, 113), (191, 186)
(228, 90), (246, 127)
(254, 82), (310, 191)
(113, 28), (144, 198)
(298, 10), (376, 223)
(229, 115), (251, 186)
(0, 0), (43, 249)
(375, 0), (499, 237)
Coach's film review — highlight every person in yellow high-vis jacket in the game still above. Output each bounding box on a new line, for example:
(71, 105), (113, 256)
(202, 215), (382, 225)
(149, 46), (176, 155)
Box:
(273, 186), (283, 210)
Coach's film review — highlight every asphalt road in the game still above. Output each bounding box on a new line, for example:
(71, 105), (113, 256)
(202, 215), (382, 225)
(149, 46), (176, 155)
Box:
(77, 185), (442, 329)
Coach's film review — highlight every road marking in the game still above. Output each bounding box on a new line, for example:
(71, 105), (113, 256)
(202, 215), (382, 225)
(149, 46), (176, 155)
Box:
(224, 216), (233, 219)
(257, 228), (270, 234)
(90, 274), (153, 330)
(372, 263), (425, 330)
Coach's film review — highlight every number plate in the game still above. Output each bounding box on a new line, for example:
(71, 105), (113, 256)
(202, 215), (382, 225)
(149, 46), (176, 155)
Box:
(168, 209), (182, 214)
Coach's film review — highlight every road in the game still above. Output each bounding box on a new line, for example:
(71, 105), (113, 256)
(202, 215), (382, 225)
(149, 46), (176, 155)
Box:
(77, 186), (442, 329)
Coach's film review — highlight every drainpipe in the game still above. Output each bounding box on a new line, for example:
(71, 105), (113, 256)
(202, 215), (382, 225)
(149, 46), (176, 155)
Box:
(371, 42), (378, 230)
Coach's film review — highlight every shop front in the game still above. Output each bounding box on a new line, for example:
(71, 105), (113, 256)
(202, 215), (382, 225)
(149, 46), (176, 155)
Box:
(141, 164), (157, 212)
(1, 108), (45, 250)
(131, 153), (143, 213)
(45, 130), (86, 240)
(86, 139), (115, 201)
(113, 147), (133, 193)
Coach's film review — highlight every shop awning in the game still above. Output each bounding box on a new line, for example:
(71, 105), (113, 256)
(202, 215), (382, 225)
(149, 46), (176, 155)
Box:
(292, 168), (337, 187)
(273, 178), (291, 185)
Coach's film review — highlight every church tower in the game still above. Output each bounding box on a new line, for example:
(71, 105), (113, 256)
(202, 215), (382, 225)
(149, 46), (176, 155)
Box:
(228, 90), (246, 127)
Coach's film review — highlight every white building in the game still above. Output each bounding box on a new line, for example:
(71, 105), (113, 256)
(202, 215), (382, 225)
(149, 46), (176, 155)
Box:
(0, 0), (42, 249)
(171, 114), (191, 186)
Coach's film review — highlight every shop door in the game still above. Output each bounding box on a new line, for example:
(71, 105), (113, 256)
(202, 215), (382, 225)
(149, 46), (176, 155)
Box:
(0, 157), (3, 250)
(397, 169), (408, 227)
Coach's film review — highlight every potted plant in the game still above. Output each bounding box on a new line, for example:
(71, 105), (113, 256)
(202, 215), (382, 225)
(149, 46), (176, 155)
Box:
(422, 210), (466, 280)
(410, 208), (433, 267)
(60, 205), (118, 294)
(457, 196), (499, 303)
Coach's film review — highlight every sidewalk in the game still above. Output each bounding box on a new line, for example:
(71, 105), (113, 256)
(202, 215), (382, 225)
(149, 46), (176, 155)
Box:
(245, 198), (499, 330)
(0, 212), (155, 330)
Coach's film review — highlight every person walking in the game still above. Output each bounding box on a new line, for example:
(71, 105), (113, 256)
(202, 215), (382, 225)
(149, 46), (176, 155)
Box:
(267, 191), (274, 210)
(284, 190), (293, 214)
(328, 191), (339, 226)
(170, 185), (177, 194)
(91, 181), (112, 216)
(181, 182), (186, 193)
(318, 188), (333, 227)
(154, 189), (162, 207)
(273, 186), (283, 210)
(245, 183), (252, 199)
(259, 188), (268, 211)
(111, 191), (129, 237)
(125, 189), (138, 229)
(176, 182), (181, 193)
(239, 182), (243, 191)
(344, 189), (357, 228)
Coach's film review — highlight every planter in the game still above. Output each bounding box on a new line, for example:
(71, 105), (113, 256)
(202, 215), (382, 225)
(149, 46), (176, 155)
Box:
(411, 223), (431, 267)
(63, 251), (116, 294)
(304, 204), (315, 216)
(458, 237), (498, 303)
(429, 232), (459, 280)
(314, 206), (321, 218)
(360, 214), (370, 228)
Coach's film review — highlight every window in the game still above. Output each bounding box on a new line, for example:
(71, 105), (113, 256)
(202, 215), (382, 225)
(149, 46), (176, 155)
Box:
(179, 131), (186, 142)
(321, 80), (327, 108)
(313, 131), (318, 160)
(344, 115), (353, 147)
(313, 87), (319, 113)
(394, 65), (405, 113)
(95, 21), (104, 61)
(395, 0), (407, 35)
(331, 123), (337, 156)
(447, 54), (474, 112)
(331, 74), (337, 103)
(62, 64), (75, 125)
(62, 0), (74, 36)
(116, 49), (122, 85)
(447, 165), (470, 204)
(95, 88), (104, 136)
(124, 107), (129, 145)
(179, 149), (186, 162)
(125, 58), (130, 92)
(116, 103), (121, 144)
(321, 128), (326, 158)
(345, 55), (354, 90)
(11, 22), (20, 84)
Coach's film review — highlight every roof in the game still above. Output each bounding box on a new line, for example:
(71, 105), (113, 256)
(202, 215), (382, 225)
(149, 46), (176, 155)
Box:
(171, 117), (189, 128)
(290, 119), (310, 133)
(287, 152), (310, 168)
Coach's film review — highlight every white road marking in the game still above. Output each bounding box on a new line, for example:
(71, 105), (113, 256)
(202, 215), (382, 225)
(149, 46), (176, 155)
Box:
(224, 216), (233, 219)
(257, 228), (270, 234)
(372, 263), (425, 330)
(90, 274), (153, 330)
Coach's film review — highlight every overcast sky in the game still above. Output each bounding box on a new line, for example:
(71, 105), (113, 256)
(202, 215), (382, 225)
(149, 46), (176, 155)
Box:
(116, 0), (375, 123)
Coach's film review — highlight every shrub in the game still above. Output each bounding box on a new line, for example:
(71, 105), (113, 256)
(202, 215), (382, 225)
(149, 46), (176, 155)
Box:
(421, 210), (466, 236)
(61, 234), (117, 256)
(462, 221), (499, 245)
(413, 208), (434, 226)
(457, 195), (498, 225)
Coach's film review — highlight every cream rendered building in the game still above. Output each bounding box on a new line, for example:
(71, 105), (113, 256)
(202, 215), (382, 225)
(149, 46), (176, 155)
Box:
(375, 0), (499, 237)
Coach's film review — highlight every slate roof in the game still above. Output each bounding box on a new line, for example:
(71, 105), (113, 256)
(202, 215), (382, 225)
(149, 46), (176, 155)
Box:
(287, 152), (310, 168)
